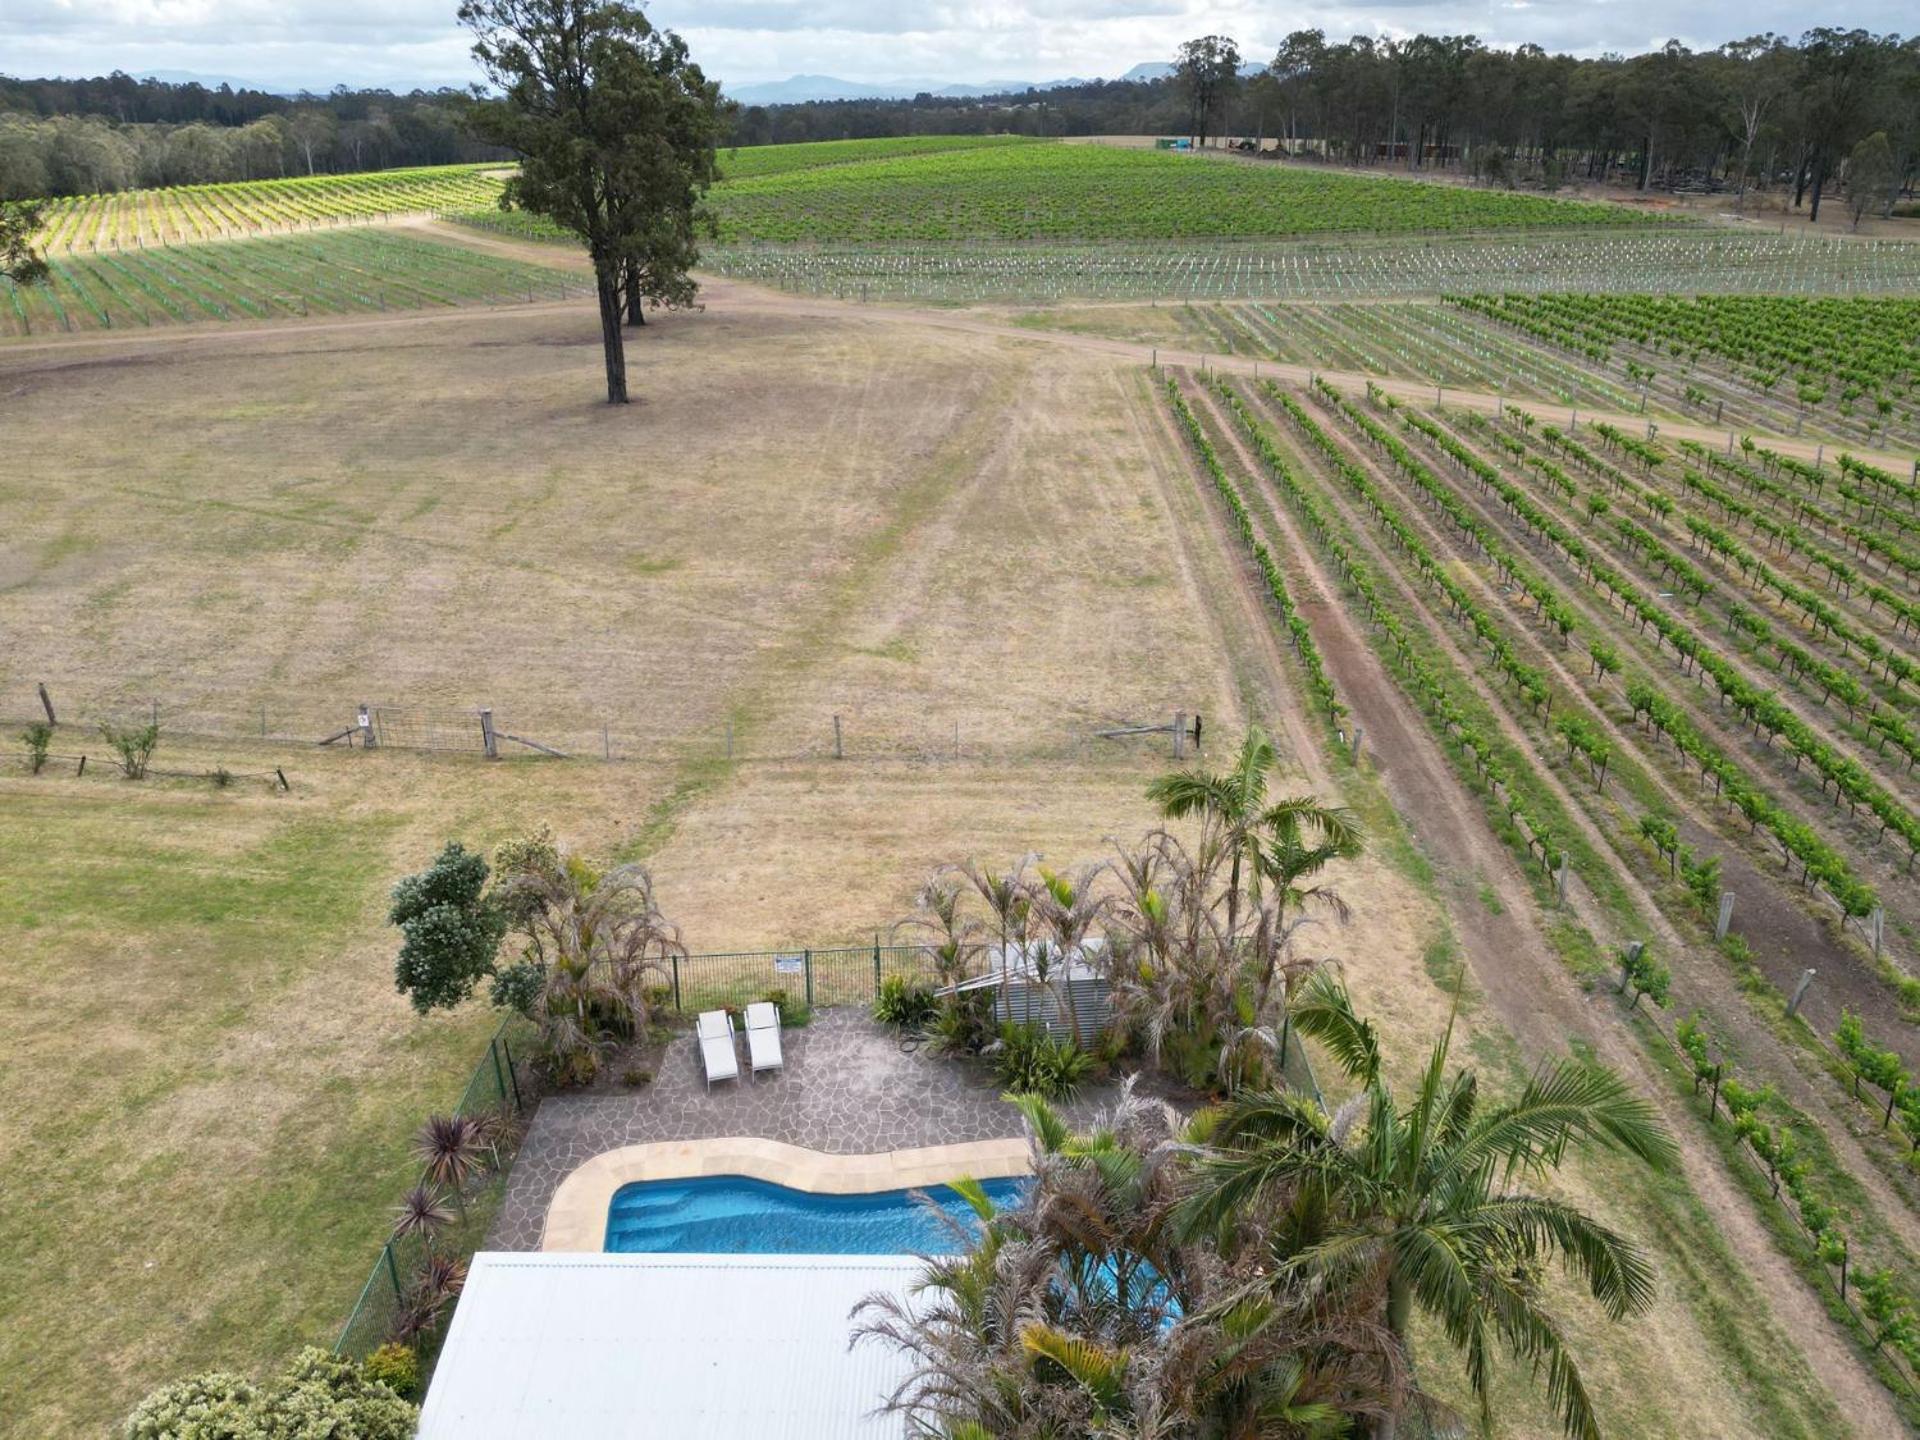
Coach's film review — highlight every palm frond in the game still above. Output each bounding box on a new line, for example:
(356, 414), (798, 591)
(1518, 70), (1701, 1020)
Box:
(1288, 969), (1381, 1084)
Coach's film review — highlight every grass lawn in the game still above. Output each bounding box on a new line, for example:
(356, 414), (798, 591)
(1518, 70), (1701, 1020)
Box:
(0, 776), (504, 1437)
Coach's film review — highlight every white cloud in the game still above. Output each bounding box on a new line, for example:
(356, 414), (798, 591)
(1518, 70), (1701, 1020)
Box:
(1, 0), (1908, 92)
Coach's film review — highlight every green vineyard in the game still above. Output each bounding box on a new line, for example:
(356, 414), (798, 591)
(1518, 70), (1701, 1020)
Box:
(32, 163), (507, 253)
(1451, 293), (1920, 443)
(1161, 366), (1920, 1411)
(1, 228), (582, 338)
(705, 141), (1664, 243)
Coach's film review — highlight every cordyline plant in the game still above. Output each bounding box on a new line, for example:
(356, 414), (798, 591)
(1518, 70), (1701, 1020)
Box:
(414, 1113), (491, 1216)
(390, 1184), (454, 1248)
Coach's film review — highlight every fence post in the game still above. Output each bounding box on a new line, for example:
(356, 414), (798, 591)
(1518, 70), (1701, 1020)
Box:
(489, 1037), (508, 1107)
(671, 955), (682, 1013)
(383, 1242), (403, 1303)
(1715, 892), (1735, 942)
(873, 933), (882, 997)
(804, 949), (815, 1009)
(501, 1035), (522, 1109)
(1786, 967), (1817, 1020)
(479, 708), (499, 761)
(833, 714), (843, 759)
(37, 683), (55, 726)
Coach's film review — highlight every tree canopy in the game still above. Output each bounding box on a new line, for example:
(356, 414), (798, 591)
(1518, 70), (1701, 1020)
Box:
(459, 0), (726, 403)
(1, 201), (46, 284)
(390, 841), (505, 1015)
(1174, 35), (1242, 149)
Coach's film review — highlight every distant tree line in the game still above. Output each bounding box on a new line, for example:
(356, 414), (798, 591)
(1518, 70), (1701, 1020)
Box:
(0, 78), (504, 199)
(737, 29), (1919, 220)
(5, 28), (1917, 221)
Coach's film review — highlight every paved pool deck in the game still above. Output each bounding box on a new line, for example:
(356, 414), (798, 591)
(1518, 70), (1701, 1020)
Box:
(486, 1010), (1120, 1251)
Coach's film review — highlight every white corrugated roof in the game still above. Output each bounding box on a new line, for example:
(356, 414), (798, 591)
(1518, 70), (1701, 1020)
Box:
(418, 1253), (918, 1439)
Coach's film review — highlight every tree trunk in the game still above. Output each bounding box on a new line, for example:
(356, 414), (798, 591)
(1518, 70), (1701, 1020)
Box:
(1809, 160), (1827, 223)
(623, 262), (646, 326)
(1375, 1273), (1415, 1440)
(594, 264), (629, 405)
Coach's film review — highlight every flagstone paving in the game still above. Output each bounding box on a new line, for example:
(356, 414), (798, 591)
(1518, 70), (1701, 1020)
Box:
(487, 1010), (1121, 1250)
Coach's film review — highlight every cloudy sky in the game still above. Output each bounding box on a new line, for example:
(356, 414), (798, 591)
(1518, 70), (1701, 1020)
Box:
(2, 1), (1906, 93)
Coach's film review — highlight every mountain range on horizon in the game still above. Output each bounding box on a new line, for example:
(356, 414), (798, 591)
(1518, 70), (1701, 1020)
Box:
(64, 62), (1186, 104)
(723, 62), (1178, 106)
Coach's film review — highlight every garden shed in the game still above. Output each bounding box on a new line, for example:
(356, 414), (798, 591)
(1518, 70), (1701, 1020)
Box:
(941, 940), (1113, 1044)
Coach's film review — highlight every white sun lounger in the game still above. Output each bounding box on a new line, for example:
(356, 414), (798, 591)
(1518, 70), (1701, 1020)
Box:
(745, 1001), (784, 1078)
(698, 1010), (739, 1090)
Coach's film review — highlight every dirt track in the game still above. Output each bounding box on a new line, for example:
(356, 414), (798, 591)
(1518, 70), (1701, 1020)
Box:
(7, 219), (1912, 478)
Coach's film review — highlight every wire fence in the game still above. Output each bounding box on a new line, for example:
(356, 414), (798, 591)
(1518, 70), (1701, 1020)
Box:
(3, 686), (1201, 769)
(659, 942), (946, 1013)
(334, 1018), (534, 1362)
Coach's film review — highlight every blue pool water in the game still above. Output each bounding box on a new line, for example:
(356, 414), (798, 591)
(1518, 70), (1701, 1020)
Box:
(604, 1174), (1027, 1254)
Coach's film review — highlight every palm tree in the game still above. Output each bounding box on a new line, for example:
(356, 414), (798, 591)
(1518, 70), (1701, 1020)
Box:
(1261, 802), (1364, 933)
(414, 1113), (489, 1217)
(957, 855), (1034, 1019)
(1183, 973), (1676, 1440)
(1024, 864), (1107, 1049)
(896, 873), (982, 990)
(494, 847), (687, 1085)
(1149, 726), (1280, 936)
(1149, 727), (1359, 939)
(856, 1083), (1402, 1437)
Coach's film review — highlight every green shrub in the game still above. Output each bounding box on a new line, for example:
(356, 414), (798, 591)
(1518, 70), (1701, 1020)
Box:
(362, 1343), (420, 1401)
(100, 718), (160, 779)
(994, 1022), (1094, 1101)
(931, 990), (997, 1055)
(1618, 942), (1671, 1010)
(390, 842), (506, 1015)
(21, 721), (52, 774)
(121, 1372), (258, 1439)
(490, 958), (545, 1016)
(1163, 1027), (1223, 1092)
(872, 974), (938, 1029)
(620, 1067), (652, 1088)
(123, 1347), (416, 1440)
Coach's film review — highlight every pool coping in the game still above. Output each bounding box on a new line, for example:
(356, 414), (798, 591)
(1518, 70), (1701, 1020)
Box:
(540, 1136), (1033, 1252)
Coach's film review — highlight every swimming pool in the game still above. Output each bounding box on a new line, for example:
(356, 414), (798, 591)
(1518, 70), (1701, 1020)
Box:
(604, 1174), (1026, 1254)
